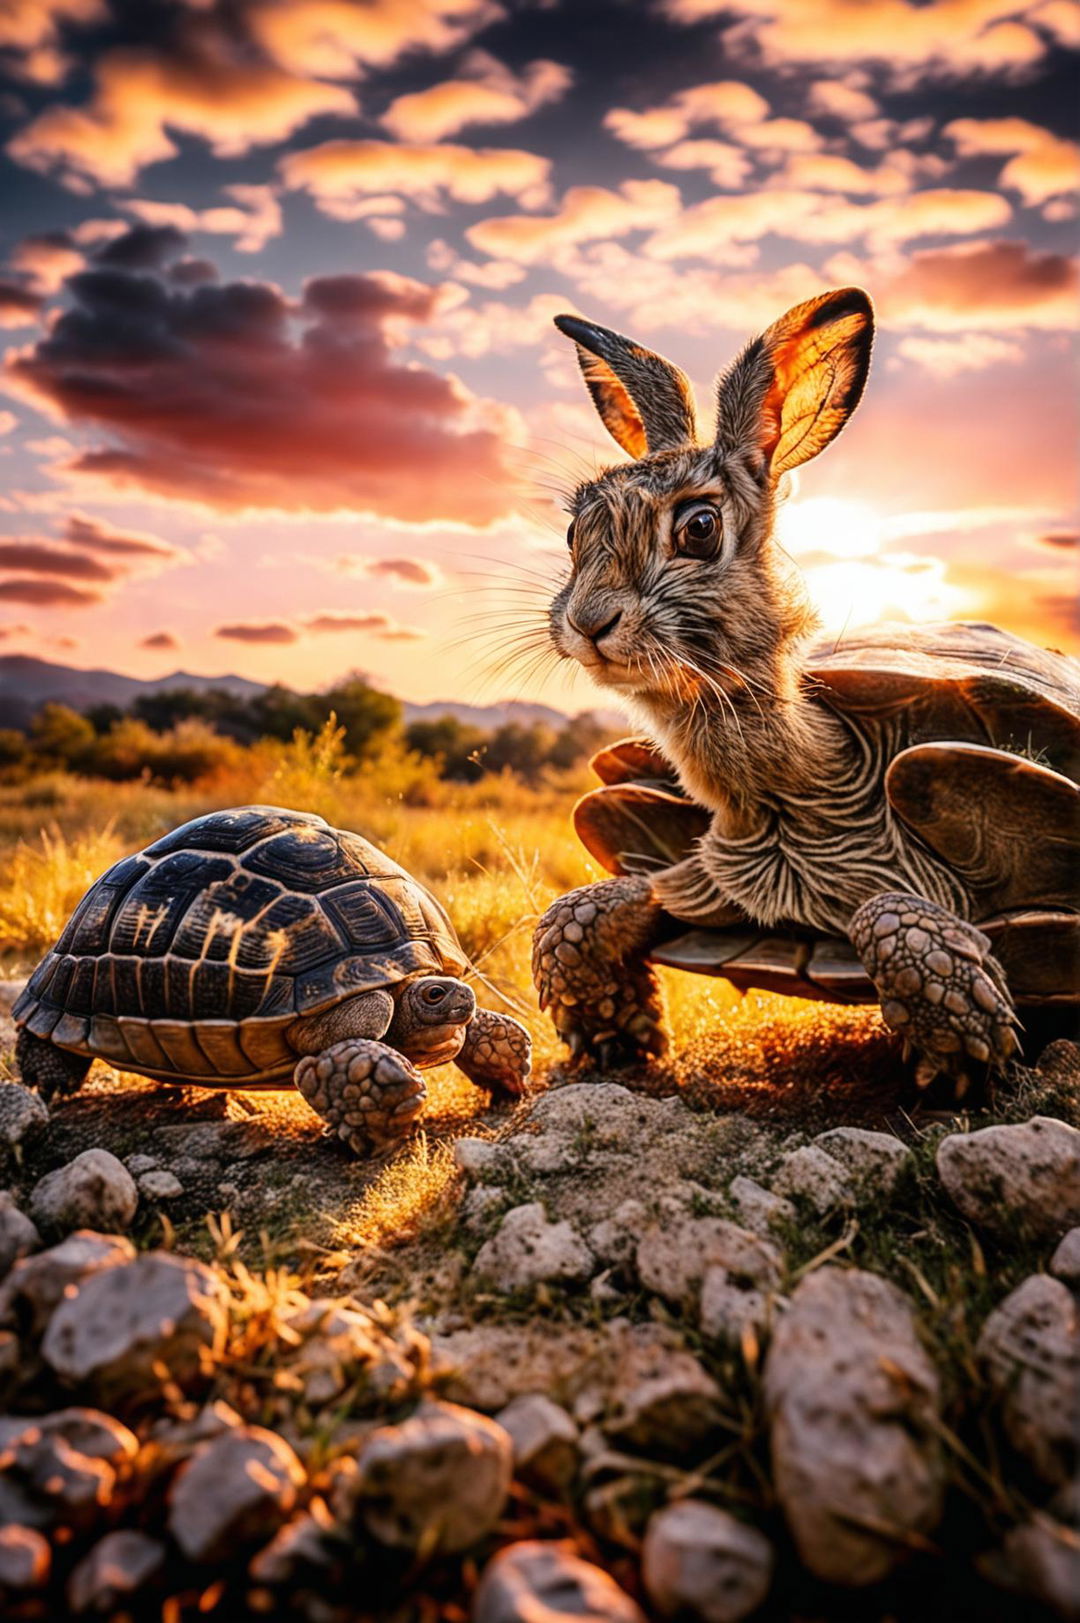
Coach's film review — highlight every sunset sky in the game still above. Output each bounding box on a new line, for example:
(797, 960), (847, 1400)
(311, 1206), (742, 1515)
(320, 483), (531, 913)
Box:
(0, 0), (1076, 710)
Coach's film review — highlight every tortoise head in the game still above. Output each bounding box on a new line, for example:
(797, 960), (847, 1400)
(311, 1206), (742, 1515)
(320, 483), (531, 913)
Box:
(389, 975), (476, 1065)
(548, 289), (874, 710)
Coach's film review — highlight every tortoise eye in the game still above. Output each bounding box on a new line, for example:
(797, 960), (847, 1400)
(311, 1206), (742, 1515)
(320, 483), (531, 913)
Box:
(673, 500), (722, 560)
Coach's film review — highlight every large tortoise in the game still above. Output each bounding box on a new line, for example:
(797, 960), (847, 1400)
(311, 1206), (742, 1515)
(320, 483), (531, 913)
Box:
(531, 288), (1079, 1091)
(14, 806), (531, 1155)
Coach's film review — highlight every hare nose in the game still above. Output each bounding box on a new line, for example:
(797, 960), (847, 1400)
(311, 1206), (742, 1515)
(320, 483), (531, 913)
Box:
(569, 608), (622, 645)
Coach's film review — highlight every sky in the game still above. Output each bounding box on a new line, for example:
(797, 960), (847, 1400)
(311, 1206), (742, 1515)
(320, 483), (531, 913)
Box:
(0, 0), (1076, 709)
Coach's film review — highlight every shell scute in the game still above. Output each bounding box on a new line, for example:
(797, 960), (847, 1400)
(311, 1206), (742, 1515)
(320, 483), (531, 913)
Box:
(321, 881), (406, 951)
(108, 851), (233, 957)
(145, 805), (320, 857)
(238, 890), (345, 974)
(243, 825), (360, 892)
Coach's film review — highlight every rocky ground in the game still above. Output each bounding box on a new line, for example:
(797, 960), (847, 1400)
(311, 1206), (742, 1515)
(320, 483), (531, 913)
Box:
(0, 980), (1078, 1622)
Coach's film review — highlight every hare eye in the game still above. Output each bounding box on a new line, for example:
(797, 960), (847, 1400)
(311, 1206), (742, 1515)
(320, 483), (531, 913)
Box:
(566, 520), (576, 551)
(674, 500), (722, 560)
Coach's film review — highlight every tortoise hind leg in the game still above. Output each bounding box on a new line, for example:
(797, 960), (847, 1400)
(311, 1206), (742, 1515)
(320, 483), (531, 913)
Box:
(850, 891), (1018, 1096)
(16, 1029), (91, 1103)
(293, 1039), (426, 1157)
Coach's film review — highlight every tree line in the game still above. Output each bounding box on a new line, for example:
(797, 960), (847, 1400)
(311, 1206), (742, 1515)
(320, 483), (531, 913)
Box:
(0, 676), (612, 788)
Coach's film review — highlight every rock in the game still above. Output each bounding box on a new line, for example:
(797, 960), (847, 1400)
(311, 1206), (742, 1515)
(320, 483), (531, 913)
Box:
(474, 1539), (645, 1623)
(496, 1394), (579, 1492)
(432, 1321), (601, 1412)
(642, 1500), (774, 1623)
(42, 1250), (227, 1402)
(772, 1145), (853, 1215)
(0, 1083), (48, 1167)
(636, 1210), (782, 1307)
(764, 1266), (944, 1586)
(987, 1511), (1080, 1621)
(30, 1150), (138, 1238)
(150, 1119), (273, 1163)
(0, 1193), (39, 1277)
(813, 1127), (912, 1199)
(698, 1268), (772, 1348)
(728, 1176), (794, 1238)
(137, 1170), (183, 1200)
(0, 1409), (136, 1530)
(977, 1273), (1078, 1486)
(473, 1203), (594, 1292)
(454, 1137), (501, 1175)
(124, 1154), (159, 1178)
(937, 1116), (1080, 1241)
(169, 1425), (304, 1563)
(284, 1297), (419, 1409)
(511, 1083), (694, 1174)
(0, 1524), (50, 1593)
(249, 1498), (336, 1585)
(588, 1200), (647, 1266)
(67, 1529), (165, 1613)
(0, 1230), (134, 1338)
(603, 1326), (723, 1453)
(1049, 1227), (1080, 1285)
(462, 1187), (508, 1231)
(338, 1399), (512, 1555)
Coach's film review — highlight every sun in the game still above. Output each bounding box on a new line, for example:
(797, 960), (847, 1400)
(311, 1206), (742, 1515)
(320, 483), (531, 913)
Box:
(775, 496), (970, 632)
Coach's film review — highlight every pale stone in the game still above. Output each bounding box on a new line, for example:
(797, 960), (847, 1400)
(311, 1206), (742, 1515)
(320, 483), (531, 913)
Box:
(137, 1170), (183, 1200)
(728, 1176), (794, 1238)
(772, 1145), (853, 1215)
(169, 1426), (304, 1563)
(339, 1399), (512, 1555)
(0, 1193), (39, 1277)
(603, 1325), (723, 1452)
(473, 1203), (594, 1292)
(474, 1539), (645, 1623)
(764, 1266), (944, 1586)
(977, 1273), (1078, 1487)
(642, 1499), (774, 1623)
(30, 1150), (137, 1238)
(937, 1117), (1080, 1241)
(636, 1210), (781, 1307)
(496, 1393), (578, 1492)
(813, 1127), (912, 1199)
(1049, 1226), (1080, 1285)
(588, 1200), (646, 1266)
(454, 1137), (502, 1175)
(698, 1268), (772, 1348)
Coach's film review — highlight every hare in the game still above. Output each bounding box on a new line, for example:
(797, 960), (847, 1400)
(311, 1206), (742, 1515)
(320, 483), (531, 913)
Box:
(532, 288), (1080, 1091)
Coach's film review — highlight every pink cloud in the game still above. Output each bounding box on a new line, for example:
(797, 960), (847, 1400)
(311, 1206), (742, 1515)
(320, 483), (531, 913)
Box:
(280, 138), (552, 219)
(381, 51), (571, 142)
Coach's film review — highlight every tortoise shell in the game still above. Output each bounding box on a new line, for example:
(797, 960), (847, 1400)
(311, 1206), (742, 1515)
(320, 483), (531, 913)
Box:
(13, 806), (468, 1085)
(574, 621), (1080, 1007)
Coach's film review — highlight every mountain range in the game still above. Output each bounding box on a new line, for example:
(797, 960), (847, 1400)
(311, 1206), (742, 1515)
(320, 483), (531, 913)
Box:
(0, 654), (593, 733)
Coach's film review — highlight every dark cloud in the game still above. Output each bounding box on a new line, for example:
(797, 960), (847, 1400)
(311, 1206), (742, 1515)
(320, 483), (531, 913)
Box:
(140, 630), (180, 650)
(878, 240), (1078, 331)
(63, 512), (182, 560)
(0, 278), (44, 328)
(365, 556), (441, 586)
(0, 578), (101, 607)
(215, 621), (298, 644)
(7, 261), (513, 524)
(0, 540), (116, 581)
(93, 224), (189, 270)
(168, 257), (219, 286)
(1034, 531), (1078, 550)
(305, 612), (395, 634)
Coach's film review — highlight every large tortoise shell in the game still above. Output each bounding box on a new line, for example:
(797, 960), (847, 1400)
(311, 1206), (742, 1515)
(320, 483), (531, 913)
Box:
(14, 806), (468, 1083)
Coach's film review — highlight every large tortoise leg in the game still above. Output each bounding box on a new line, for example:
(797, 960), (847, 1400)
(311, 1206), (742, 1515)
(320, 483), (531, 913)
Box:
(293, 1039), (426, 1157)
(15, 1029), (91, 1103)
(455, 1009), (532, 1096)
(532, 875), (667, 1067)
(850, 891), (1018, 1094)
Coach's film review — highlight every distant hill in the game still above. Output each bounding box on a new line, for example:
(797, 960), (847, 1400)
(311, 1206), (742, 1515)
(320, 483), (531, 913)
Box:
(0, 654), (616, 733)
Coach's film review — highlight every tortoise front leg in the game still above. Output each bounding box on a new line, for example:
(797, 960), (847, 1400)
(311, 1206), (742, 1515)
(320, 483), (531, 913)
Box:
(455, 1008), (532, 1096)
(850, 891), (1018, 1095)
(532, 875), (667, 1067)
(293, 1039), (426, 1156)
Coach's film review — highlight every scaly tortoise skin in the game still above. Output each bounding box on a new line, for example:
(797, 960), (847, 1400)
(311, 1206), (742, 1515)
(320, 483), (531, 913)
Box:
(543, 623), (1079, 1091)
(13, 806), (530, 1156)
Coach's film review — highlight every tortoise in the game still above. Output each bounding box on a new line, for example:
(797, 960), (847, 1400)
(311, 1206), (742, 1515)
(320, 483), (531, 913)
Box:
(531, 287), (1080, 1091)
(13, 806), (531, 1155)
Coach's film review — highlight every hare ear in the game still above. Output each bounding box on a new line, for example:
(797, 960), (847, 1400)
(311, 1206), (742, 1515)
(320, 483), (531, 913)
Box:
(715, 288), (873, 477)
(554, 313), (697, 458)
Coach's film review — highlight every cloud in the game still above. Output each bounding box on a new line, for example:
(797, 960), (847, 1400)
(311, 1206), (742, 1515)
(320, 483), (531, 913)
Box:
(9, 229), (84, 292)
(0, 539), (116, 580)
(7, 19), (358, 188)
(124, 185), (282, 254)
(737, 116), (822, 152)
(0, 0), (105, 83)
(945, 117), (1080, 205)
(894, 332), (1025, 378)
(244, 0), (502, 77)
(280, 138), (551, 219)
(215, 621), (298, 644)
(0, 576), (101, 606)
(807, 79), (880, 121)
(870, 239), (1079, 331)
(0, 412), (16, 435)
(381, 50), (570, 142)
(604, 80), (769, 150)
(6, 257), (516, 524)
(140, 629), (180, 650)
(364, 556), (442, 586)
(0, 279), (45, 327)
(662, 0), (1060, 83)
(303, 611), (424, 638)
(1033, 531), (1078, 550)
(650, 139), (751, 189)
(466, 179), (682, 264)
(62, 512), (185, 562)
